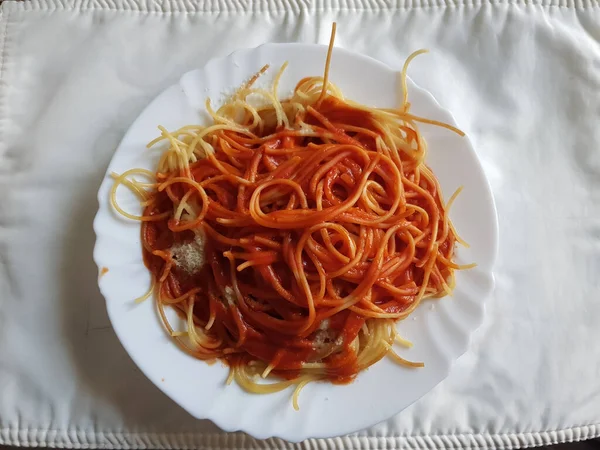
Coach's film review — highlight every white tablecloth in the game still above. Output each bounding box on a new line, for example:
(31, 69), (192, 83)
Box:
(0, 0), (599, 448)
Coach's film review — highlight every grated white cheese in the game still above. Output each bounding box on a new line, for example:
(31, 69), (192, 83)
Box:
(318, 319), (330, 330)
(223, 286), (236, 306)
(170, 230), (206, 275)
(298, 127), (317, 136)
(312, 329), (343, 350)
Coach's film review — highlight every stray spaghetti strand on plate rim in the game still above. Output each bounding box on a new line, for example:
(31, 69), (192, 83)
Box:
(110, 24), (474, 410)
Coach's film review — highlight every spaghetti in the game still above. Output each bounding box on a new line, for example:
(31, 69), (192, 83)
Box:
(111, 24), (472, 409)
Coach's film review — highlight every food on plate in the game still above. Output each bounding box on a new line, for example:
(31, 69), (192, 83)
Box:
(110, 24), (472, 409)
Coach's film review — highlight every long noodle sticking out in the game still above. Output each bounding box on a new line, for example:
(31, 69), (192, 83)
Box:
(110, 23), (472, 410)
(317, 22), (337, 107)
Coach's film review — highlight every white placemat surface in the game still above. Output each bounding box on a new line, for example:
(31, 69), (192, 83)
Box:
(0, 0), (599, 448)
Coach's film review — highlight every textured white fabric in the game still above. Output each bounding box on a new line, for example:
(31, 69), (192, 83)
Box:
(0, 0), (599, 448)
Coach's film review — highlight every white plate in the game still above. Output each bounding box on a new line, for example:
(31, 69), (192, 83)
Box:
(93, 43), (498, 442)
